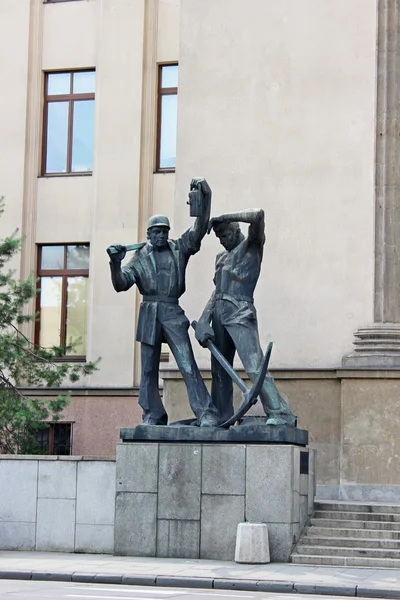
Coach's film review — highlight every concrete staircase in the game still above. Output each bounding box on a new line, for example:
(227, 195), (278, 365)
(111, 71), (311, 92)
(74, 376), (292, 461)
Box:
(291, 500), (400, 567)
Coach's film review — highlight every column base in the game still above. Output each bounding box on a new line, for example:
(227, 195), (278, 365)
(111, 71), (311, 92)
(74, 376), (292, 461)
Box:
(342, 323), (400, 368)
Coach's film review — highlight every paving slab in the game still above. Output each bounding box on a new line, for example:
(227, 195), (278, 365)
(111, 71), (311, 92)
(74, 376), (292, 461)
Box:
(0, 551), (399, 598)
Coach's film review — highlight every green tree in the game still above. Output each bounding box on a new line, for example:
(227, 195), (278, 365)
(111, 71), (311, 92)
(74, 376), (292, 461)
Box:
(0, 201), (99, 454)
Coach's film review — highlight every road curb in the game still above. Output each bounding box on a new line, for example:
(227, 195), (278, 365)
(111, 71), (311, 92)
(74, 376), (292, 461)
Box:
(0, 569), (398, 598)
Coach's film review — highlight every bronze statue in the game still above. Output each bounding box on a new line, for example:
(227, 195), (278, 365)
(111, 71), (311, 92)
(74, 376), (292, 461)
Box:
(107, 178), (219, 427)
(195, 208), (296, 427)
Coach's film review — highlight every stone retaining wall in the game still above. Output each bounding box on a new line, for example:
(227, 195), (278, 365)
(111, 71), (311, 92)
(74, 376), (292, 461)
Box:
(0, 456), (116, 553)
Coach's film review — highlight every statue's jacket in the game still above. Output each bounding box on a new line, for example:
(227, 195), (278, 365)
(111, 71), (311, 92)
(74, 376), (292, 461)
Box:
(119, 229), (200, 346)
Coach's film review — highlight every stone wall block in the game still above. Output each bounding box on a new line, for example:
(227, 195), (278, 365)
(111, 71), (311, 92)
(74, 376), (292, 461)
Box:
(75, 523), (114, 554)
(292, 490), (300, 524)
(292, 447), (300, 492)
(38, 460), (77, 499)
(114, 492), (157, 556)
(0, 522), (36, 551)
(157, 519), (200, 558)
(158, 444), (201, 520)
(300, 473), (308, 495)
(0, 460), (38, 522)
(36, 498), (76, 552)
(267, 523), (295, 562)
(246, 446), (295, 523)
(200, 494), (244, 560)
(202, 444), (245, 495)
(76, 461), (116, 525)
(299, 495), (308, 531)
(116, 443), (158, 493)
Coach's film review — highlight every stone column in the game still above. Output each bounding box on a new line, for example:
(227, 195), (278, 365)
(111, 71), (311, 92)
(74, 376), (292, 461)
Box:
(343, 0), (400, 367)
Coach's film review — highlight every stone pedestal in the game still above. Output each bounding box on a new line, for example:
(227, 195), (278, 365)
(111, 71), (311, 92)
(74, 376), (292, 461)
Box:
(114, 438), (315, 562)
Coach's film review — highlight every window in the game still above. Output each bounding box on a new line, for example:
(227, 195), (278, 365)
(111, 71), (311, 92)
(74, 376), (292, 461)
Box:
(156, 64), (178, 171)
(42, 70), (95, 175)
(36, 244), (90, 357)
(36, 423), (72, 455)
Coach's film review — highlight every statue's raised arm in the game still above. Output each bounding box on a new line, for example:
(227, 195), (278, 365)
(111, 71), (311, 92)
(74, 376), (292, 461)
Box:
(180, 177), (212, 255)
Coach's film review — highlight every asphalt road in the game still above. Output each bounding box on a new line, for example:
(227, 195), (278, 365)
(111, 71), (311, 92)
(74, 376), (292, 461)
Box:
(0, 581), (361, 600)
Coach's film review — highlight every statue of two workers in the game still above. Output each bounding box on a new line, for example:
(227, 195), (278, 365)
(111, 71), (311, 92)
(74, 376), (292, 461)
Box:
(107, 178), (295, 428)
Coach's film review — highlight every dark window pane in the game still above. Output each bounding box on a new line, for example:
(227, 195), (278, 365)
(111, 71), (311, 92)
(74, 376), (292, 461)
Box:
(66, 245), (90, 269)
(54, 423), (72, 455)
(45, 101), (69, 173)
(161, 65), (178, 88)
(39, 277), (62, 348)
(66, 276), (88, 355)
(47, 72), (70, 95)
(35, 427), (50, 454)
(41, 245), (65, 270)
(159, 94), (177, 168)
(73, 71), (95, 94)
(71, 100), (95, 172)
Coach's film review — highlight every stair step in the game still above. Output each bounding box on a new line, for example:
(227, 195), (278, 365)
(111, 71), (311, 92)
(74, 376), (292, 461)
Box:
(295, 545), (400, 558)
(314, 510), (400, 522)
(300, 536), (400, 549)
(315, 501), (400, 515)
(291, 554), (400, 568)
(310, 518), (400, 530)
(307, 526), (400, 539)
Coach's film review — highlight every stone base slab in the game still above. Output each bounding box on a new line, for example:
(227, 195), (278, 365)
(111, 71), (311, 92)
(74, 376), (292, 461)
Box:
(120, 422), (308, 446)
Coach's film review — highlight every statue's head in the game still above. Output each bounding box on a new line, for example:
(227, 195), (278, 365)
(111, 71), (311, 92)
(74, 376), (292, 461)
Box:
(147, 214), (170, 249)
(213, 221), (242, 251)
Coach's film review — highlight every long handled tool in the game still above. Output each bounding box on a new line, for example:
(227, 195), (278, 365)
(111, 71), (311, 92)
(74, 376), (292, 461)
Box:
(107, 242), (146, 258)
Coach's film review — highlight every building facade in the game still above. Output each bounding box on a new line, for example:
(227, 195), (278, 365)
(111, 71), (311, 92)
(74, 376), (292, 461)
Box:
(1, 0), (399, 500)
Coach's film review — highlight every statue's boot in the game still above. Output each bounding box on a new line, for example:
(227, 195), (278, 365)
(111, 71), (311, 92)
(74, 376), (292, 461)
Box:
(198, 411), (220, 427)
(266, 412), (296, 427)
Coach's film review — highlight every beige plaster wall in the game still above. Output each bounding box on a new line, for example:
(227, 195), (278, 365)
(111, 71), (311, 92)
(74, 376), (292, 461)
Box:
(87, 0), (146, 386)
(36, 177), (93, 243)
(157, 0), (180, 62)
(0, 0), (30, 258)
(174, 0), (377, 370)
(341, 377), (400, 486)
(61, 395), (142, 457)
(42, 0), (97, 70)
(153, 173), (176, 226)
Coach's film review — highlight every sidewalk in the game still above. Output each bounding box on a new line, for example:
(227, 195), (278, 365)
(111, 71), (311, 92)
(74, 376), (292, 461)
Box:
(0, 551), (399, 598)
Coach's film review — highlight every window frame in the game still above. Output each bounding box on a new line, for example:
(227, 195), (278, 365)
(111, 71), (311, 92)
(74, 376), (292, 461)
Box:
(35, 244), (90, 360)
(155, 63), (178, 173)
(36, 422), (73, 455)
(41, 69), (95, 176)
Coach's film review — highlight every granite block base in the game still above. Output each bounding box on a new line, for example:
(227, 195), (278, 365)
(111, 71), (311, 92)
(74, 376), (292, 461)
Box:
(114, 441), (315, 561)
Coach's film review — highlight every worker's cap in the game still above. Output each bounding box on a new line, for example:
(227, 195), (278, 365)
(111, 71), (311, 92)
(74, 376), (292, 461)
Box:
(147, 214), (170, 230)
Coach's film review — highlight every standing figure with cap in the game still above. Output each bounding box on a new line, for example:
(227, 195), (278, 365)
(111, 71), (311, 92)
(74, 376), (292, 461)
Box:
(107, 178), (219, 427)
